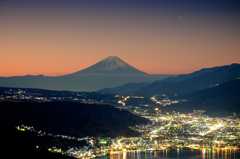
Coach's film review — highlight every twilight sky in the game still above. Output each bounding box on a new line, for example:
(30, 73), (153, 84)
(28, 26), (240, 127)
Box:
(1, 0), (240, 77)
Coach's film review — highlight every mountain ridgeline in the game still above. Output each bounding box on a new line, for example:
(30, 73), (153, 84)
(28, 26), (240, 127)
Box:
(0, 56), (173, 91)
(98, 63), (240, 95)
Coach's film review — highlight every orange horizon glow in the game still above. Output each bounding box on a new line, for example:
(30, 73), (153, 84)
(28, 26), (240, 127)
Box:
(1, 57), (239, 77)
(1, 1), (240, 77)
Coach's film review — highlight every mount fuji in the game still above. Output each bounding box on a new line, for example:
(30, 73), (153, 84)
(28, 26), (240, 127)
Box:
(0, 56), (173, 91)
(69, 56), (147, 75)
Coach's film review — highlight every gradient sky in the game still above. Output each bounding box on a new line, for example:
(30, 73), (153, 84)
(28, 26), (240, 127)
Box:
(1, 0), (240, 77)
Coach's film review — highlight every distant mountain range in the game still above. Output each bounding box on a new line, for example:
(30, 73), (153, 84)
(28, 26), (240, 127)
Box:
(98, 63), (240, 95)
(0, 56), (173, 92)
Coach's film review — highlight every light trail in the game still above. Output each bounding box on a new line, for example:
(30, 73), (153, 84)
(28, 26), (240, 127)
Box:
(200, 119), (226, 136)
(150, 121), (172, 134)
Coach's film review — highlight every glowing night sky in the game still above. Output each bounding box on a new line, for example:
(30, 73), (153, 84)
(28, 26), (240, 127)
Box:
(1, 0), (240, 77)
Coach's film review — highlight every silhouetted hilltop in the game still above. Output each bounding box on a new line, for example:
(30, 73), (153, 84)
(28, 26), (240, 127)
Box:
(0, 101), (149, 138)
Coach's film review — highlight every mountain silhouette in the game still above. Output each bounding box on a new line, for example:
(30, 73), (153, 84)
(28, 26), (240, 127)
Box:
(0, 57), (172, 91)
(68, 56), (147, 75)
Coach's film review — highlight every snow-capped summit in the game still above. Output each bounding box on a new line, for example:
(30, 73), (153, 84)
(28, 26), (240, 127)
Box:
(93, 56), (132, 70)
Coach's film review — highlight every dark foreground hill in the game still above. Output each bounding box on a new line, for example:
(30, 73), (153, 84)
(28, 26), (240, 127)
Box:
(1, 126), (75, 159)
(160, 79), (240, 117)
(0, 101), (149, 158)
(0, 101), (148, 138)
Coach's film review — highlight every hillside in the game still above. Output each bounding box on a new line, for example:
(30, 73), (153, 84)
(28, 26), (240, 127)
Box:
(0, 101), (149, 138)
(1, 126), (75, 159)
(0, 101), (149, 158)
(160, 79), (240, 117)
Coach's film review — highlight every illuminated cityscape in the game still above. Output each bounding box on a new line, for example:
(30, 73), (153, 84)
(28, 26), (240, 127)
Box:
(3, 88), (240, 158)
(15, 103), (240, 158)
